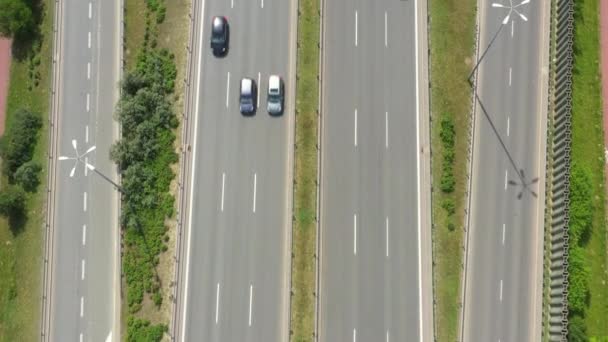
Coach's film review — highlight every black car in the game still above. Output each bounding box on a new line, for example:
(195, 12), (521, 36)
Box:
(210, 16), (228, 56)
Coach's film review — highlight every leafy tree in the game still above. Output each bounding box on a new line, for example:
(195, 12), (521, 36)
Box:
(0, 186), (25, 217)
(0, 108), (42, 177)
(127, 317), (166, 342)
(14, 160), (41, 192)
(0, 0), (34, 38)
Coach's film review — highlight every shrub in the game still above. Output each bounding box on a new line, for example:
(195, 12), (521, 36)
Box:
(568, 315), (588, 342)
(568, 247), (590, 314)
(0, 186), (26, 218)
(14, 161), (42, 192)
(442, 198), (456, 215)
(569, 163), (593, 246)
(127, 317), (167, 342)
(0, 108), (42, 178)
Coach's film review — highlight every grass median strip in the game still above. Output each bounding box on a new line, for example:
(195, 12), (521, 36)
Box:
(0, 0), (53, 339)
(567, 0), (608, 338)
(289, 0), (319, 340)
(428, 0), (476, 340)
(121, 0), (188, 339)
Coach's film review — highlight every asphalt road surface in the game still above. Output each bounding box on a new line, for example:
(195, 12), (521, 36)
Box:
(318, 0), (432, 341)
(462, 0), (549, 340)
(177, 0), (297, 340)
(49, 0), (120, 340)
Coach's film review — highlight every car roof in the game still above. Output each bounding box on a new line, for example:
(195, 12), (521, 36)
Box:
(212, 17), (226, 31)
(241, 78), (253, 94)
(268, 75), (281, 91)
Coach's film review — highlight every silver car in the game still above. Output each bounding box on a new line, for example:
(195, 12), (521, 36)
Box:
(267, 75), (284, 115)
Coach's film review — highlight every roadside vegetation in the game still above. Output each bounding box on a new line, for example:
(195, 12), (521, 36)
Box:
(120, 0), (188, 339)
(567, 0), (608, 339)
(428, 0), (477, 339)
(0, 0), (52, 339)
(289, 0), (319, 340)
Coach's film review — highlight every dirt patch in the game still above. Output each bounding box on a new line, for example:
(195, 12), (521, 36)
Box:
(0, 37), (11, 137)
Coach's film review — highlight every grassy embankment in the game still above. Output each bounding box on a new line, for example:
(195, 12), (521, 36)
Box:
(0, 0), (53, 340)
(428, 0), (477, 340)
(121, 0), (188, 339)
(567, 0), (608, 339)
(289, 0), (319, 340)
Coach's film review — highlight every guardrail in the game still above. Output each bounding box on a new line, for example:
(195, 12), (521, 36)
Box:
(542, 0), (573, 340)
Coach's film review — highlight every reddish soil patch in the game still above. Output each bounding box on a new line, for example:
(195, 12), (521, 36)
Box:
(601, 0), (608, 176)
(0, 37), (11, 137)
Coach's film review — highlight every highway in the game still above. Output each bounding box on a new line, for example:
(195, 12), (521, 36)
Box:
(318, 0), (433, 341)
(47, 0), (121, 340)
(462, 0), (549, 340)
(176, 0), (297, 340)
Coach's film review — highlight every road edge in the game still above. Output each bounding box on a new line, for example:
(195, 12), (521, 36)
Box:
(416, 0), (434, 339)
(458, 0), (483, 339)
(40, 0), (64, 339)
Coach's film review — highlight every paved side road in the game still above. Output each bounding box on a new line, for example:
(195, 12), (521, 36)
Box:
(43, 0), (121, 340)
(318, 0), (433, 340)
(462, 0), (550, 340)
(173, 0), (297, 340)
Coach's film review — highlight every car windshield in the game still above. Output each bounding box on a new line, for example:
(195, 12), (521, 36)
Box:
(268, 93), (280, 102)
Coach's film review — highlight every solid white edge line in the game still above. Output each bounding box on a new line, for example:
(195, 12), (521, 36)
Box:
(83, 192), (87, 212)
(221, 172), (225, 212)
(80, 296), (84, 317)
(353, 214), (357, 255)
(82, 224), (87, 245)
(215, 283), (220, 324)
(180, 0), (206, 337)
(81, 259), (85, 280)
(226, 72), (230, 108)
(252, 173), (257, 213)
(414, 0), (424, 339)
(355, 10), (358, 47)
(248, 284), (253, 326)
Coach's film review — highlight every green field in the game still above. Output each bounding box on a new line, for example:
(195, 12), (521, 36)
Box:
(428, 0), (477, 340)
(0, 0), (53, 340)
(569, 0), (608, 337)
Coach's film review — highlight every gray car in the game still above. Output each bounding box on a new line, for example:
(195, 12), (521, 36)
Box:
(240, 78), (256, 115)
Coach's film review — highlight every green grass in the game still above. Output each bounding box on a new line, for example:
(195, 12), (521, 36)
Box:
(289, 0), (319, 340)
(428, 0), (477, 340)
(0, 0), (53, 340)
(570, 0), (608, 336)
